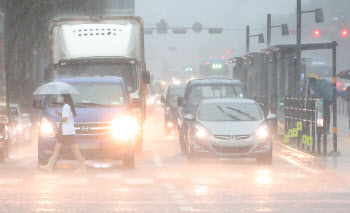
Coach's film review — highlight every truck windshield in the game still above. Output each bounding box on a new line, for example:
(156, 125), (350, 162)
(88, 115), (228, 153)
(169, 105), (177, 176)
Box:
(188, 84), (244, 106)
(58, 64), (137, 93)
(47, 83), (125, 108)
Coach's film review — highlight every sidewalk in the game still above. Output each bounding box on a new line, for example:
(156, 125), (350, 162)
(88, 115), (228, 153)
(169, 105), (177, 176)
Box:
(318, 113), (350, 179)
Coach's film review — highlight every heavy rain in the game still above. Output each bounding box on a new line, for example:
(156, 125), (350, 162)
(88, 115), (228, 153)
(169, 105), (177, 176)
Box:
(0, 0), (349, 212)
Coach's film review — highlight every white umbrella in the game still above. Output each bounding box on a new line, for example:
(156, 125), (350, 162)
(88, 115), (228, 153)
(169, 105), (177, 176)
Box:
(33, 82), (79, 95)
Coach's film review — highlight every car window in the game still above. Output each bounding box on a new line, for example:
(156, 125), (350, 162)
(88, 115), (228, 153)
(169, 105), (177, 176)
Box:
(188, 85), (244, 106)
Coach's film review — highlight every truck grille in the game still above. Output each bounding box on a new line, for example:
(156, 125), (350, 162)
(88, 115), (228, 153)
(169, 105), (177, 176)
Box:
(74, 122), (111, 135)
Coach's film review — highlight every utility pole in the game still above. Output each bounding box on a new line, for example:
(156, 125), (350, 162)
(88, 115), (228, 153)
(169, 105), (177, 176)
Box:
(246, 25), (250, 54)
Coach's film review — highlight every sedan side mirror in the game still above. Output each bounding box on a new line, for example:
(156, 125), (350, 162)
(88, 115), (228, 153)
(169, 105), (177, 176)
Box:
(266, 114), (277, 120)
(160, 96), (165, 103)
(177, 97), (184, 107)
(183, 114), (194, 121)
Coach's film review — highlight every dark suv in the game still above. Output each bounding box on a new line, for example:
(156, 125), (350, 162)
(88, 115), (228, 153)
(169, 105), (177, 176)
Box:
(161, 84), (186, 135)
(177, 79), (245, 153)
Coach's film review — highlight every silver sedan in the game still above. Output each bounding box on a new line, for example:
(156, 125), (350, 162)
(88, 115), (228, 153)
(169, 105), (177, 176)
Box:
(183, 98), (276, 164)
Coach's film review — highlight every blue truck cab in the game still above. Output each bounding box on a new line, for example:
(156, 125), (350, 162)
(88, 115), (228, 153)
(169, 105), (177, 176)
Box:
(177, 78), (245, 153)
(38, 77), (139, 169)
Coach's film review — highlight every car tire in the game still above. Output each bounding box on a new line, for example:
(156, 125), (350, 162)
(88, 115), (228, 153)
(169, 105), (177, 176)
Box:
(187, 142), (199, 162)
(123, 152), (135, 170)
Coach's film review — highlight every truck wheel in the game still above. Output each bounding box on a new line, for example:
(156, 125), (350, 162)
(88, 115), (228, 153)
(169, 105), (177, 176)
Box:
(0, 147), (5, 162)
(123, 152), (135, 169)
(187, 143), (199, 162)
(38, 155), (49, 167)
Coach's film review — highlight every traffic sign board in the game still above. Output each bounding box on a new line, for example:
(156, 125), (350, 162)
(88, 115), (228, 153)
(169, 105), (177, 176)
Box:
(192, 23), (203, 33)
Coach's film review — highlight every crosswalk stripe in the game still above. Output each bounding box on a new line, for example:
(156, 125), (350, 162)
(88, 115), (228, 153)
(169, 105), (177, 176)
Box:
(34, 174), (62, 179)
(157, 173), (184, 179)
(125, 178), (154, 185)
(219, 173), (246, 179)
(59, 178), (88, 185)
(0, 178), (22, 185)
(192, 178), (220, 185)
(96, 173), (122, 179)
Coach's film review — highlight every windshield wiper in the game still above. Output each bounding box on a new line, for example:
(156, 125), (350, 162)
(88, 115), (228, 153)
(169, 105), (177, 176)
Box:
(226, 107), (257, 121)
(217, 105), (240, 121)
(75, 102), (114, 108)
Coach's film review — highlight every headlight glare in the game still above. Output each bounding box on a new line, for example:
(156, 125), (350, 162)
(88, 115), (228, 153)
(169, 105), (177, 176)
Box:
(195, 126), (209, 138)
(40, 117), (55, 137)
(255, 124), (268, 139)
(110, 116), (138, 141)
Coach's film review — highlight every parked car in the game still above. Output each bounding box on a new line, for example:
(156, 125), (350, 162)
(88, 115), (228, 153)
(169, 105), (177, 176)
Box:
(161, 84), (186, 135)
(183, 98), (276, 164)
(9, 104), (31, 144)
(177, 78), (245, 153)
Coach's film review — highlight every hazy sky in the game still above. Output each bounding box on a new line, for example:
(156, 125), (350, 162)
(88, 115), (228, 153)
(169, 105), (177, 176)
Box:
(135, 0), (313, 73)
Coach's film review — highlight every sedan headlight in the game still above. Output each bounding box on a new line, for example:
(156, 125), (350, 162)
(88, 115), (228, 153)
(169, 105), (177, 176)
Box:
(195, 126), (210, 139)
(255, 124), (269, 139)
(40, 117), (55, 137)
(110, 116), (138, 141)
(17, 124), (24, 131)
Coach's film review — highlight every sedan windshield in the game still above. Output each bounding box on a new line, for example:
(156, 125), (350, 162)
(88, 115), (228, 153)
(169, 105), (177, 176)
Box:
(198, 102), (263, 121)
(188, 85), (244, 106)
(48, 83), (125, 108)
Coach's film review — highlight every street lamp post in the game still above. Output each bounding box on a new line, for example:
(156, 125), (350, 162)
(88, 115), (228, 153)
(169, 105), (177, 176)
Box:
(296, 0), (324, 95)
(246, 25), (265, 54)
(267, 14), (289, 47)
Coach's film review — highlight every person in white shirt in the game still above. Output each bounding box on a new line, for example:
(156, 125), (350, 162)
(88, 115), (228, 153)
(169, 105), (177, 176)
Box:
(40, 94), (86, 171)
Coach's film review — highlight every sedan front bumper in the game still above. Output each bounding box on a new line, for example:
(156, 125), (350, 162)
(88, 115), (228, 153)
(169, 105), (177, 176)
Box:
(191, 135), (272, 158)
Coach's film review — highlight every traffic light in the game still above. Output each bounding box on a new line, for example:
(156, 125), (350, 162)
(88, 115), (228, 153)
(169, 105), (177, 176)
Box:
(157, 19), (168, 34)
(341, 29), (348, 37)
(313, 29), (321, 37)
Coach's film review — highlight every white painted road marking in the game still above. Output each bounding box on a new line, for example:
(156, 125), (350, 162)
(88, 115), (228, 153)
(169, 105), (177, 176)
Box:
(96, 173), (122, 179)
(279, 155), (321, 174)
(192, 177), (220, 185)
(59, 178), (88, 185)
(125, 178), (154, 185)
(153, 155), (163, 167)
(0, 178), (22, 185)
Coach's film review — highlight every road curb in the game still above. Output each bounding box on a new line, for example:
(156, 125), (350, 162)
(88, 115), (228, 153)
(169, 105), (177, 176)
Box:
(276, 142), (322, 167)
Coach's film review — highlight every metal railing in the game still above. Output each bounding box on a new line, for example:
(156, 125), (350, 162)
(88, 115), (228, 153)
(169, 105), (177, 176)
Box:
(284, 96), (331, 156)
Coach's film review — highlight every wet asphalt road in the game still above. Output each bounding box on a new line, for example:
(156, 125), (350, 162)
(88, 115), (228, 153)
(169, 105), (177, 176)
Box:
(1, 111), (350, 212)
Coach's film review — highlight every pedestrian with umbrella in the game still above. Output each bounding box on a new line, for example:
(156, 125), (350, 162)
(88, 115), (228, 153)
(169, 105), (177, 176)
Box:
(33, 82), (86, 171)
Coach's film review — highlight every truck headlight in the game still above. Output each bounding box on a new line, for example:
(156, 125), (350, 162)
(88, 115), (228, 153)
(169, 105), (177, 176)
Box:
(40, 117), (55, 137)
(255, 124), (268, 139)
(110, 116), (138, 141)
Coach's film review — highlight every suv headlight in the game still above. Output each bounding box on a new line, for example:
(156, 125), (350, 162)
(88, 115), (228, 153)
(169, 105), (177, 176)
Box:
(255, 124), (269, 139)
(110, 116), (138, 141)
(40, 117), (55, 137)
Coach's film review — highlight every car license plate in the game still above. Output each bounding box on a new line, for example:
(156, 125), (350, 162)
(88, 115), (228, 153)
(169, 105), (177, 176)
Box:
(78, 143), (100, 150)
